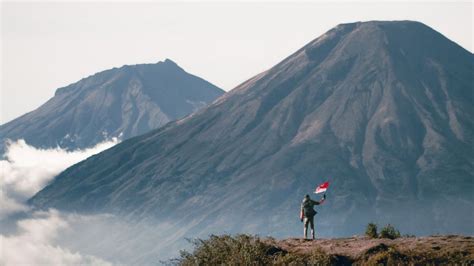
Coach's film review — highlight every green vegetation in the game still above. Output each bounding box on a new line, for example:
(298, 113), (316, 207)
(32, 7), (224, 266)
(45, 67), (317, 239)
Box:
(358, 243), (408, 265)
(365, 222), (378, 238)
(379, 224), (401, 240)
(365, 223), (401, 239)
(170, 234), (343, 265)
(357, 242), (473, 265)
(172, 234), (274, 265)
(170, 234), (473, 265)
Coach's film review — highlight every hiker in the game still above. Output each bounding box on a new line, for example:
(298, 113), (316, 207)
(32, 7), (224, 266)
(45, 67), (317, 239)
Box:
(300, 193), (326, 240)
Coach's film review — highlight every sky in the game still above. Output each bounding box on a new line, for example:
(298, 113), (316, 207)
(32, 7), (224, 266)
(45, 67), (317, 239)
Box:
(1, 1), (473, 124)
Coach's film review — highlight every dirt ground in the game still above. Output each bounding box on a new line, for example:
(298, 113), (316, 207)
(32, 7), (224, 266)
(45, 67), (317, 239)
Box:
(273, 235), (473, 264)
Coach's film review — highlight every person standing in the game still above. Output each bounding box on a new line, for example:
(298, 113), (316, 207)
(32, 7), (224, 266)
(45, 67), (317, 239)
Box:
(300, 193), (326, 240)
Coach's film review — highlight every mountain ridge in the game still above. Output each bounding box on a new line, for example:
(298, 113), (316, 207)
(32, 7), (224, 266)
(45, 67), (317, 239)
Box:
(54, 58), (183, 96)
(0, 59), (224, 152)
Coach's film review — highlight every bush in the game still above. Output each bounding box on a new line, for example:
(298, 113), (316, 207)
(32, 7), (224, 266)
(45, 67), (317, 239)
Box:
(362, 244), (409, 265)
(379, 224), (401, 239)
(365, 223), (378, 238)
(170, 234), (339, 265)
(171, 234), (277, 265)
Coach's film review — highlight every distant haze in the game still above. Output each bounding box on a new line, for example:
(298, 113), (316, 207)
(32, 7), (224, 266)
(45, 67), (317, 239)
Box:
(1, 1), (473, 124)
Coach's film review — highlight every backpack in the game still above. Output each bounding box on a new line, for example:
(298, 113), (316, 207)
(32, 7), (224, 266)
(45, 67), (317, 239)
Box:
(302, 199), (317, 217)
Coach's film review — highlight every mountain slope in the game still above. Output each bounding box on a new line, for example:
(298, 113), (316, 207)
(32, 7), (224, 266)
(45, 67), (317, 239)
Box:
(30, 21), (474, 237)
(0, 59), (224, 151)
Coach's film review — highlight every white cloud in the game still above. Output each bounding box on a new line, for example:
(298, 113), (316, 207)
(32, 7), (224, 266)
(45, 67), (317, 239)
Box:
(0, 138), (186, 265)
(0, 191), (28, 218)
(0, 210), (112, 266)
(0, 208), (187, 265)
(0, 138), (119, 219)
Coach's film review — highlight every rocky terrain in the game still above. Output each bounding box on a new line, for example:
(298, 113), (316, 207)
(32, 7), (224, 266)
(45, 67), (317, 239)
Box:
(30, 20), (474, 239)
(0, 59), (223, 152)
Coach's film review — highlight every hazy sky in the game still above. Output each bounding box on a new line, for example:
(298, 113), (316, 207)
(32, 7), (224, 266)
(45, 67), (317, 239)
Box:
(1, 1), (472, 124)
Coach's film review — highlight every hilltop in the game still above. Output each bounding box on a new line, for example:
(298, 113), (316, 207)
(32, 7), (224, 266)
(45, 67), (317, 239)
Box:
(173, 234), (474, 265)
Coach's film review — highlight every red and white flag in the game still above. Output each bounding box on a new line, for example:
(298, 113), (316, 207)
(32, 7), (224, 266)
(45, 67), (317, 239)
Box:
(314, 181), (329, 194)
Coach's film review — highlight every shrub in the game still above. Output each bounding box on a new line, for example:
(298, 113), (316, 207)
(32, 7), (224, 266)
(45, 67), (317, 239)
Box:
(171, 234), (276, 265)
(379, 224), (401, 239)
(365, 223), (378, 238)
(362, 244), (409, 265)
(170, 234), (339, 265)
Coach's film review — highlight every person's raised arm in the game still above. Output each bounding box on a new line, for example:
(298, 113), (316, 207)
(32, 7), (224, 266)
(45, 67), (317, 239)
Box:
(319, 194), (326, 204)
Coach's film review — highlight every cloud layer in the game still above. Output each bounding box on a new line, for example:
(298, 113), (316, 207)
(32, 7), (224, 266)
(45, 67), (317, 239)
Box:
(0, 140), (120, 265)
(0, 138), (119, 218)
(0, 138), (188, 265)
(0, 210), (112, 266)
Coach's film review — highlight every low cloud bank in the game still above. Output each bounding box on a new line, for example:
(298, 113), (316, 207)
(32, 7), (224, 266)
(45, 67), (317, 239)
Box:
(0, 209), (188, 265)
(0, 139), (119, 265)
(0, 138), (119, 218)
(0, 210), (112, 266)
(0, 138), (189, 265)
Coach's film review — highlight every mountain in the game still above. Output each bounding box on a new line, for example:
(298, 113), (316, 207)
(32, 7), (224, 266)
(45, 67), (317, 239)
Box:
(0, 59), (224, 152)
(30, 21), (474, 237)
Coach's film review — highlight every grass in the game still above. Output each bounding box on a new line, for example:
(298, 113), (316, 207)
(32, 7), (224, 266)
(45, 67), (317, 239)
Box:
(170, 234), (342, 266)
(171, 234), (276, 265)
(169, 234), (473, 265)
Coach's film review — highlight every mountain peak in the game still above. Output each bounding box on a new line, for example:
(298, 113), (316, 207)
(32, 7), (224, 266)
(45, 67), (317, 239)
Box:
(54, 59), (187, 96)
(157, 58), (184, 71)
(2, 59), (224, 151)
(326, 20), (468, 55)
(337, 20), (425, 27)
(331, 20), (430, 33)
(261, 19), (471, 94)
(163, 58), (178, 65)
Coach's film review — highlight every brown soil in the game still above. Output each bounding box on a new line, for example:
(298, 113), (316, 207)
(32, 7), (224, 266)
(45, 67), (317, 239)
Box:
(271, 235), (474, 265)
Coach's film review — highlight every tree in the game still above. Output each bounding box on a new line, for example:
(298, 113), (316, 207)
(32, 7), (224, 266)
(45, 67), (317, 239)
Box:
(379, 224), (401, 239)
(365, 223), (378, 238)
